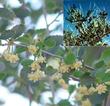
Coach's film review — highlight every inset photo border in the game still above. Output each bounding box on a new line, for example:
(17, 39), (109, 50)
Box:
(64, 0), (110, 46)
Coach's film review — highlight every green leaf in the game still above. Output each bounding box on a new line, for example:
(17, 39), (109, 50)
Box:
(94, 60), (105, 68)
(44, 37), (56, 48)
(78, 47), (85, 59)
(95, 68), (106, 78)
(30, 9), (42, 22)
(0, 73), (7, 80)
(58, 100), (71, 106)
(16, 46), (26, 53)
(34, 80), (45, 101)
(0, 24), (25, 40)
(12, 24), (25, 39)
(73, 70), (84, 78)
(46, 0), (62, 13)
(64, 52), (76, 64)
(83, 47), (101, 65)
(0, 19), (8, 32)
(50, 36), (63, 46)
(100, 48), (110, 64)
(0, 8), (15, 20)
(45, 66), (56, 75)
(16, 35), (31, 43)
(0, 30), (14, 39)
(13, 6), (30, 19)
(45, 36), (62, 48)
(62, 73), (70, 83)
(21, 59), (33, 70)
(55, 47), (65, 56)
(95, 68), (110, 82)
(68, 85), (76, 94)
(37, 41), (45, 49)
(89, 93), (107, 105)
(36, 29), (46, 37)
(81, 73), (95, 86)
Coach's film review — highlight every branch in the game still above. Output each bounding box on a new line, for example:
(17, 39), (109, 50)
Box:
(103, 95), (108, 106)
(14, 43), (63, 59)
(41, 49), (63, 59)
(27, 85), (33, 106)
(70, 75), (80, 81)
(2, 43), (95, 72)
(42, 0), (50, 37)
(49, 78), (55, 105)
(83, 64), (95, 71)
(48, 11), (63, 27)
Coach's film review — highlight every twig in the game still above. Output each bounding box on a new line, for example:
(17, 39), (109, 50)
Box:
(70, 75), (80, 81)
(48, 11), (63, 27)
(103, 95), (108, 106)
(27, 85), (33, 106)
(42, 0), (50, 36)
(41, 49), (63, 59)
(83, 64), (95, 71)
(0, 43), (9, 46)
(7, 79), (16, 86)
(49, 77), (55, 105)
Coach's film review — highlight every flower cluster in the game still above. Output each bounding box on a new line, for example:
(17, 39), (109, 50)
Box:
(46, 58), (82, 73)
(59, 62), (70, 73)
(59, 60), (82, 73)
(81, 99), (92, 106)
(37, 56), (46, 63)
(71, 60), (82, 70)
(75, 93), (83, 101)
(76, 84), (107, 98)
(75, 83), (108, 106)
(28, 69), (45, 82)
(30, 61), (41, 70)
(77, 86), (90, 96)
(27, 45), (38, 54)
(76, 83), (107, 97)
(3, 53), (19, 63)
(28, 55), (46, 82)
(96, 84), (107, 94)
(30, 55), (46, 70)
(51, 72), (62, 81)
(88, 86), (96, 94)
(58, 78), (68, 89)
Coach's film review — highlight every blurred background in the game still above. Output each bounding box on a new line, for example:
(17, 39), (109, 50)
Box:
(0, 0), (64, 106)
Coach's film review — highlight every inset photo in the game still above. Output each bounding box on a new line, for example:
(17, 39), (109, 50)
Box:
(64, 0), (110, 46)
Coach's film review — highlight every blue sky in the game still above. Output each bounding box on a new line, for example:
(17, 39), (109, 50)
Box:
(64, 0), (110, 30)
